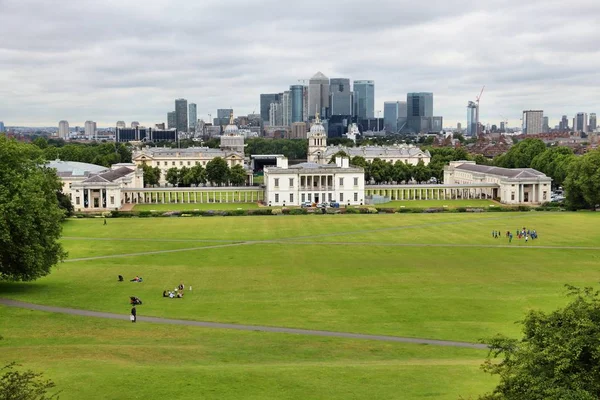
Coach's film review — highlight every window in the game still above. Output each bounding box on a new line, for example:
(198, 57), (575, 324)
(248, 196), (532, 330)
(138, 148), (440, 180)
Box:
(328, 193), (332, 202)
(76, 197), (80, 205)
(164, 161), (168, 166)
(308, 194), (312, 202)
(353, 177), (358, 186)
(301, 193), (306, 202)
(339, 178), (344, 186)
(110, 196), (115, 205)
(543, 191), (547, 200)
(274, 178), (279, 187)
(340, 193), (344, 202)
(203, 161), (206, 165)
(195, 161), (199, 165)
(289, 178), (294, 187)
(275, 194), (279, 202)
(511, 192), (515, 201)
(172, 161), (175, 166)
(290, 193), (294, 203)
(179, 161), (183, 166)
(354, 192), (358, 202)
(187, 161), (191, 166)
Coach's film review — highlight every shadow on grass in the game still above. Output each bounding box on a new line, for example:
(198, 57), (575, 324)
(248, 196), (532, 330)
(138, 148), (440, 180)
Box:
(0, 281), (50, 295)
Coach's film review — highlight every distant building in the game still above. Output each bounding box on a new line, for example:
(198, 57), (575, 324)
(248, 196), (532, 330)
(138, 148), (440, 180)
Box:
(407, 92), (434, 133)
(329, 78), (353, 116)
(431, 116), (443, 132)
(290, 85), (305, 123)
(384, 101), (401, 132)
(290, 122), (308, 139)
(522, 110), (543, 135)
(559, 115), (569, 132)
(574, 112), (588, 133)
(590, 113), (597, 131)
(155, 123), (166, 130)
(58, 120), (69, 139)
(188, 103), (197, 132)
(175, 98), (188, 133)
(281, 91), (291, 126)
(131, 121), (140, 128)
(543, 116), (549, 133)
(467, 101), (477, 136)
(116, 121), (126, 129)
(308, 72), (330, 119)
(167, 111), (176, 129)
(353, 80), (375, 119)
(269, 102), (283, 126)
(84, 121), (97, 140)
(0, 121), (4, 132)
(260, 93), (281, 124)
(214, 109), (233, 130)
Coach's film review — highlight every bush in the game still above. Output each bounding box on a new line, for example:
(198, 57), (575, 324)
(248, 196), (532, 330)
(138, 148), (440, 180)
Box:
(456, 207), (467, 213)
(517, 205), (531, 212)
(288, 208), (307, 215)
(138, 211), (152, 218)
(376, 208), (396, 214)
(345, 207), (359, 214)
(271, 208), (283, 215)
(248, 209), (272, 216)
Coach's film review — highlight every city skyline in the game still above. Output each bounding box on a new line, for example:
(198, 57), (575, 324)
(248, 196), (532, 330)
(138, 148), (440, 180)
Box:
(1, 0), (599, 127)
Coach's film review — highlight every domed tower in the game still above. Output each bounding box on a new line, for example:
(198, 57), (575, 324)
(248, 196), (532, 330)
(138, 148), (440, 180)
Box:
(307, 113), (327, 164)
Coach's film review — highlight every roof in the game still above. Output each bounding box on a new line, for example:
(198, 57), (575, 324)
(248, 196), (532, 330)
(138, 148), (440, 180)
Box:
(454, 163), (548, 179)
(46, 160), (107, 177)
(323, 145), (431, 159)
(82, 167), (134, 183)
(266, 162), (364, 174)
(310, 71), (328, 81)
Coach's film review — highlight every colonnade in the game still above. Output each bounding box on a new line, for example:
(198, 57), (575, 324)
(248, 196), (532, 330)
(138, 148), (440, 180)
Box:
(122, 189), (264, 205)
(365, 185), (497, 201)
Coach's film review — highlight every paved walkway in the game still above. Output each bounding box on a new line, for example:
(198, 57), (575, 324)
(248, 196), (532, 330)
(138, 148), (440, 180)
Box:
(0, 298), (487, 349)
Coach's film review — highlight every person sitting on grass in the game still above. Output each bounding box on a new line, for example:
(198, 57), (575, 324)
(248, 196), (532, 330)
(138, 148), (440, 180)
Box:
(177, 292), (184, 298)
(168, 291), (175, 298)
(130, 276), (143, 282)
(163, 290), (168, 298)
(118, 275), (124, 282)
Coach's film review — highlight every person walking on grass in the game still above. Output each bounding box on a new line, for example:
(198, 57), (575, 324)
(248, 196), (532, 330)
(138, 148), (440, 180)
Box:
(104, 218), (107, 226)
(131, 306), (137, 323)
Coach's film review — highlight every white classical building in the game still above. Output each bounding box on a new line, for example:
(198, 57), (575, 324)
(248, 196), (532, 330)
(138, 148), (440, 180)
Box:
(47, 160), (110, 201)
(264, 156), (365, 206)
(444, 161), (552, 204)
(307, 116), (431, 165)
(71, 164), (144, 211)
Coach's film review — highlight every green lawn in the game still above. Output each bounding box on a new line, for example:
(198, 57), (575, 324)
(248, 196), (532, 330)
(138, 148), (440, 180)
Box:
(0, 306), (494, 400)
(1, 212), (599, 399)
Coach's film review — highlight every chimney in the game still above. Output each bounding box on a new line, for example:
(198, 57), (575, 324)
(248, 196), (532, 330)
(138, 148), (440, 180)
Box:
(277, 157), (288, 169)
(335, 156), (342, 167)
(342, 157), (349, 169)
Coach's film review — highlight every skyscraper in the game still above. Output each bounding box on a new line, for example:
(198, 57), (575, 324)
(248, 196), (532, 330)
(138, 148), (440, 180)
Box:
(308, 72), (330, 119)
(522, 110), (543, 135)
(131, 121), (140, 128)
(407, 92), (433, 133)
(84, 121), (97, 139)
(0, 121), (4, 132)
(383, 102), (399, 132)
(260, 93), (281, 124)
(560, 115), (569, 132)
(269, 102), (283, 126)
(189, 103), (197, 132)
(353, 80), (375, 119)
(290, 85), (304, 123)
(575, 112), (588, 133)
(167, 112), (176, 129)
(215, 109), (233, 129)
(467, 102), (477, 136)
(329, 78), (352, 116)
(282, 91), (291, 126)
(116, 121), (126, 129)
(175, 98), (188, 133)
(543, 116), (549, 133)
(590, 113), (597, 131)
(58, 120), (69, 139)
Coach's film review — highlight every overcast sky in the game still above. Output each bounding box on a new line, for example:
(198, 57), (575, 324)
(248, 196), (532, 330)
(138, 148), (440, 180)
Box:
(1, 0), (599, 128)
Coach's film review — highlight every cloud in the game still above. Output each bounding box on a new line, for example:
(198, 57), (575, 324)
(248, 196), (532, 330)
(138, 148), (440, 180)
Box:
(0, 0), (599, 127)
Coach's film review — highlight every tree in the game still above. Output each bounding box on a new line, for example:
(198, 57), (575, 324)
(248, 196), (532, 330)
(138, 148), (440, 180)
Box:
(0, 137), (67, 281)
(56, 191), (74, 217)
(564, 149), (600, 210)
(530, 146), (575, 188)
(0, 362), (60, 400)
(351, 156), (371, 182)
(206, 157), (230, 186)
(495, 138), (546, 168)
(413, 160), (429, 183)
(477, 285), (600, 400)
(392, 161), (411, 184)
(229, 164), (247, 186)
(189, 164), (207, 186)
(141, 164), (160, 187)
(165, 168), (179, 187)
(327, 150), (350, 164)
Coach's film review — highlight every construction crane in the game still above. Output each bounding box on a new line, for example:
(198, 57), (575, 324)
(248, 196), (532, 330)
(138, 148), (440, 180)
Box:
(475, 86), (485, 135)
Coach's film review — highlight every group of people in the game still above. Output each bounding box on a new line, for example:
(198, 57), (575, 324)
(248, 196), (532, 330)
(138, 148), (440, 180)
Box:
(491, 227), (539, 243)
(163, 282), (186, 299)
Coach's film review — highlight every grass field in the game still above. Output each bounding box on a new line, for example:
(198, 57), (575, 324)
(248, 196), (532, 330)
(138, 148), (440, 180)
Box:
(2, 212), (599, 399)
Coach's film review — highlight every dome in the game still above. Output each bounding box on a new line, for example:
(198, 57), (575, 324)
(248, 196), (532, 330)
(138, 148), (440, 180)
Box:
(310, 123), (325, 135)
(224, 124), (239, 134)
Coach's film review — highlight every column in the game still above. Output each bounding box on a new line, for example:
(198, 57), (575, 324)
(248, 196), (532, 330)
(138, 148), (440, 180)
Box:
(519, 184), (523, 204)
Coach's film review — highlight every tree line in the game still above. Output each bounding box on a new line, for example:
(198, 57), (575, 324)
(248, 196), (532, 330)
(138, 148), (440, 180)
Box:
(142, 157), (247, 187)
(31, 137), (132, 167)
